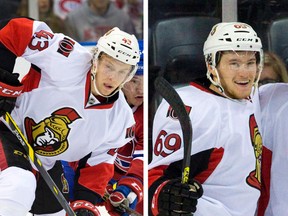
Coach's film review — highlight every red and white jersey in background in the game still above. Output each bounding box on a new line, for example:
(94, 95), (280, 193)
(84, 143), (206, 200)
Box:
(257, 83), (288, 216)
(149, 82), (262, 216)
(114, 104), (143, 181)
(0, 18), (135, 197)
(53, 0), (86, 19)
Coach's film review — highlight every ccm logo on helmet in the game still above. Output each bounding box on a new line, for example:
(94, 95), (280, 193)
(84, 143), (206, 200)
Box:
(237, 38), (253, 41)
(118, 50), (132, 57)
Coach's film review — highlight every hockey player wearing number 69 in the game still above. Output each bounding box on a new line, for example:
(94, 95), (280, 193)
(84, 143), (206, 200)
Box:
(149, 22), (263, 215)
(0, 17), (140, 216)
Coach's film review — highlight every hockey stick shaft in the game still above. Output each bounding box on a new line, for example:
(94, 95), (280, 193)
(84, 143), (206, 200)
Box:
(154, 77), (193, 184)
(120, 203), (143, 216)
(1, 112), (75, 216)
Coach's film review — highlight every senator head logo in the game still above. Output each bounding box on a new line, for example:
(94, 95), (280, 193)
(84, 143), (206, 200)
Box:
(24, 108), (81, 156)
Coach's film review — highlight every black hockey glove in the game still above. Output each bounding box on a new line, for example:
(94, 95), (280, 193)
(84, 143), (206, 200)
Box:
(69, 200), (100, 216)
(0, 68), (23, 116)
(151, 178), (203, 216)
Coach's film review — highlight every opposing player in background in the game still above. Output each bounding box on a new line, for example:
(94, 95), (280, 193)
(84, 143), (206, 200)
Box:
(105, 40), (143, 215)
(149, 22), (263, 216)
(257, 83), (288, 216)
(0, 17), (139, 216)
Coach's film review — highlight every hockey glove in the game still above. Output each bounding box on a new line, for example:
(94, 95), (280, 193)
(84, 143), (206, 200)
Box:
(151, 178), (203, 216)
(69, 200), (101, 216)
(0, 68), (23, 116)
(107, 177), (143, 216)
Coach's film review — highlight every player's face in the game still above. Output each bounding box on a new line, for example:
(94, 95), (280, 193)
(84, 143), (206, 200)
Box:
(94, 54), (132, 96)
(122, 75), (143, 106)
(213, 51), (258, 99)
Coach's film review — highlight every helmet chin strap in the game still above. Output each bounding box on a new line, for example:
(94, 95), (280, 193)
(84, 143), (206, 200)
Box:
(90, 59), (107, 97)
(252, 64), (263, 95)
(207, 67), (224, 93)
(91, 71), (106, 98)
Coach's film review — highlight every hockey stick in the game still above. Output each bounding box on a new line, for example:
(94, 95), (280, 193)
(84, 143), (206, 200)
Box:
(1, 112), (76, 216)
(154, 76), (193, 184)
(120, 204), (143, 216)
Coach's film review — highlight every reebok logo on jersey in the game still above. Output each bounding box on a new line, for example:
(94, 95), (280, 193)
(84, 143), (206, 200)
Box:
(166, 105), (192, 120)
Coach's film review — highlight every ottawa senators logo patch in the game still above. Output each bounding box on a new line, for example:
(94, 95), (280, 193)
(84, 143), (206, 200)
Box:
(57, 37), (75, 57)
(24, 107), (81, 156)
(246, 114), (262, 190)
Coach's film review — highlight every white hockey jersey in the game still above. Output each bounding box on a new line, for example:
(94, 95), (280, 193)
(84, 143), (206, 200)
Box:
(149, 82), (262, 216)
(0, 18), (135, 197)
(257, 83), (288, 216)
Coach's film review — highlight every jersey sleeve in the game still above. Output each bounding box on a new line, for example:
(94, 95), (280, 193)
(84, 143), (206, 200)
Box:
(73, 150), (116, 203)
(0, 18), (34, 72)
(0, 18), (57, 60)
(0, 18), (35, 57)
(0, 17), (91, 84)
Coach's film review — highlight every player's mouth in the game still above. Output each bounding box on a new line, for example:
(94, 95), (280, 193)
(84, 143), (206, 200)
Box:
(235, 80), (250, 86)
(104, 83), (114, 90)
(135, 95), (143, 100)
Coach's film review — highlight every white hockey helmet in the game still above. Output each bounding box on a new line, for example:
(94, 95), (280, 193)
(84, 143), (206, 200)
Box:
(203, 22), (263, 92)
(204, 22), (263, 65)
(94, 27), (140, 78)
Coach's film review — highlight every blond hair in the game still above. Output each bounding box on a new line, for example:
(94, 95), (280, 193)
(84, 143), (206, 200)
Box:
(264, 51), (288, 83)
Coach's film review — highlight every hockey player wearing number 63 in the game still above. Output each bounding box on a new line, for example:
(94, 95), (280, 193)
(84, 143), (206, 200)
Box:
(0, 17), (140, 216)
(149, 22), (263, 215)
